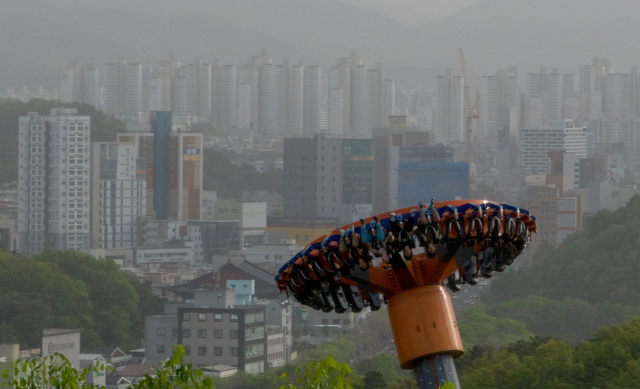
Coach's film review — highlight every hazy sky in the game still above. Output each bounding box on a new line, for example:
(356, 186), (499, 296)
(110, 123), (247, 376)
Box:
(340, 0), (481, 26)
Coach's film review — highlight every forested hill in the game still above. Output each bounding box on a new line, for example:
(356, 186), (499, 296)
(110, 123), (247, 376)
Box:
(458, 319), (640, 388)
(0, 248), (164, 351)
(458, 195), (640, 347)
(0, 99), (125, 184)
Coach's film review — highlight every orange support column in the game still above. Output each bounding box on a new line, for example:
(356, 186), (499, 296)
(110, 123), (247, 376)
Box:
(388, 285), (463, 370)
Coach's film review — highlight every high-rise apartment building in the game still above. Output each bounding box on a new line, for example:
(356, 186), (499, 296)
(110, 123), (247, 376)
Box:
(18, 109), (91, 256)
(90, 140), (147, 249)
(435, 69), (464, 144)
(303, 66), (321, 135)
(58, 67), (75, 103)
(58, 63), (101, 109)
(287, 63), (304, 136)
(479, 67), (518, 140)
(220, 65), (237, 130)
(104, 59), (142, 115)
(83, 65), (101, 109)
(187, 58), (212, 120)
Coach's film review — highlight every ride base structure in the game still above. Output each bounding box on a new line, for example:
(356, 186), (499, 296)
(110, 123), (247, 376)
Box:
(276, 200), (536, 389)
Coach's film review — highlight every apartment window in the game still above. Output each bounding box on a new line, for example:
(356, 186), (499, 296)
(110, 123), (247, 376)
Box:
(230, 330), (238, 339)
(184, 346), (191, 356)
(214, 347), (223, 356)
(322, 319), (329, 325)
(198, 347), (206, 356)
(157, 328), (165, 336)
(183, 329), (191, 338)
(183, 313), (191, 321)
(214, 313), (223, 322)
(230, 347), (239, 357)
(156, 345), (165, 354)
(198, 313), (207, 321)
(333, 319), (340, 325)
(198, 329), (207, 338)
(214, 330), (223, 339)
(231, 314), (239, 322)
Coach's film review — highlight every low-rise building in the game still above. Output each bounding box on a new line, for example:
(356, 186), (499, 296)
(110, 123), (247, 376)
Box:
(266, 326), (286, 368)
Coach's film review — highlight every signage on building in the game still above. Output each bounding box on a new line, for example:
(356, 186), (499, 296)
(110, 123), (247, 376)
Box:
(48, 342), (75, 354)
(267, 217), (338, 228)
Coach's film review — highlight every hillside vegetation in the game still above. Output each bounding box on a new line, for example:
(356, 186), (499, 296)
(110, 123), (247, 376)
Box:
(0, 249), (164, 351)
(458, 195), (640, 347)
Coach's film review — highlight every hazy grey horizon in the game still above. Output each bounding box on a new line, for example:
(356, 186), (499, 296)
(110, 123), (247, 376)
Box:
(2, 0), (640, 90)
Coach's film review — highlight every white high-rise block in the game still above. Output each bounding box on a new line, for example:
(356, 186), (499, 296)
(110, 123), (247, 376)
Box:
(237, 83), (252, 129)
(288, 65), (304, 136)
(303, 66), (321, 135)
(18, 109), (91, 256)
(221, 65), (237, 130)
(435, 70), (464, 143)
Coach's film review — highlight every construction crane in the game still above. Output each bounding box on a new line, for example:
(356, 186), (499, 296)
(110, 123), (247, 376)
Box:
(459, 48), (480, 164)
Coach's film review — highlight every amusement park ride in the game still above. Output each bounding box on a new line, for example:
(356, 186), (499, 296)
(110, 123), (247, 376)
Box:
(276, 199), (536, 389)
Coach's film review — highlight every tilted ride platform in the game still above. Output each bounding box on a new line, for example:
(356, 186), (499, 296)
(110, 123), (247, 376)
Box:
(276, 199), (536, 389)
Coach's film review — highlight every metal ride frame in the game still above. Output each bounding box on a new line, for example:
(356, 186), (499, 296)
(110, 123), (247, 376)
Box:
(276, 199), (536, 389)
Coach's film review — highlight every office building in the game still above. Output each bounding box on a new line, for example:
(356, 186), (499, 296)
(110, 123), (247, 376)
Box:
(18, 109), (91, 256)
(342, 139), (374, 224)
(283, 135), (343, 220)
(165, 220), (241, 264)
(212, 201), (266, 248)
(150, 111), (203, 221)
(521, 119), (587, 174)
(178, 305), (266, 373)
(372, 130), (463, 212)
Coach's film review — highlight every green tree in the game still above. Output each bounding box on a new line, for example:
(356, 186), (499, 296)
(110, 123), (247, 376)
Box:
(0, 249), (164, 351)
(2, 352), (109, 389)
(362, 370), (386, 389)
(280, 355), (353, 389)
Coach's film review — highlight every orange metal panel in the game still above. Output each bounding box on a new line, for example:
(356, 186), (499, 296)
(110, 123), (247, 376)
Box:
(388, 285), (463, 370)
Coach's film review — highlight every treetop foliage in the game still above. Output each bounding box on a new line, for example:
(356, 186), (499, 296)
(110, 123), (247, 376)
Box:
(0, 249), (164, 351)
(457, 195), (640, 347)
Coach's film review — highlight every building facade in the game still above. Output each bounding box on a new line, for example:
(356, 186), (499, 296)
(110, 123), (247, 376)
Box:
(18, 109), (91, 256)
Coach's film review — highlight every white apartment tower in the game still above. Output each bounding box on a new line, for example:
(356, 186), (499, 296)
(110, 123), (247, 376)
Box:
(59, 67), (75, 103)
(58, 63), (101, 109)
(104, 59), (142, 115)
(125, 63), (142, 113)
(435, 69), (465, 143)
(303, 66), (321, 135)
(288, 63), (304, 136)
(259, 62), (276, 133)
(91, 140), (147, 249)
(186, 58), (212, 119)
(83, 65), (100, 109)
(350, 65), (367, 136)
(479, 67), (518, 139)
(237, 83), (252, 130)
(18, 109), (91, 256)
(220, 65), (237, 130)
(382, 79), (395, 129)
